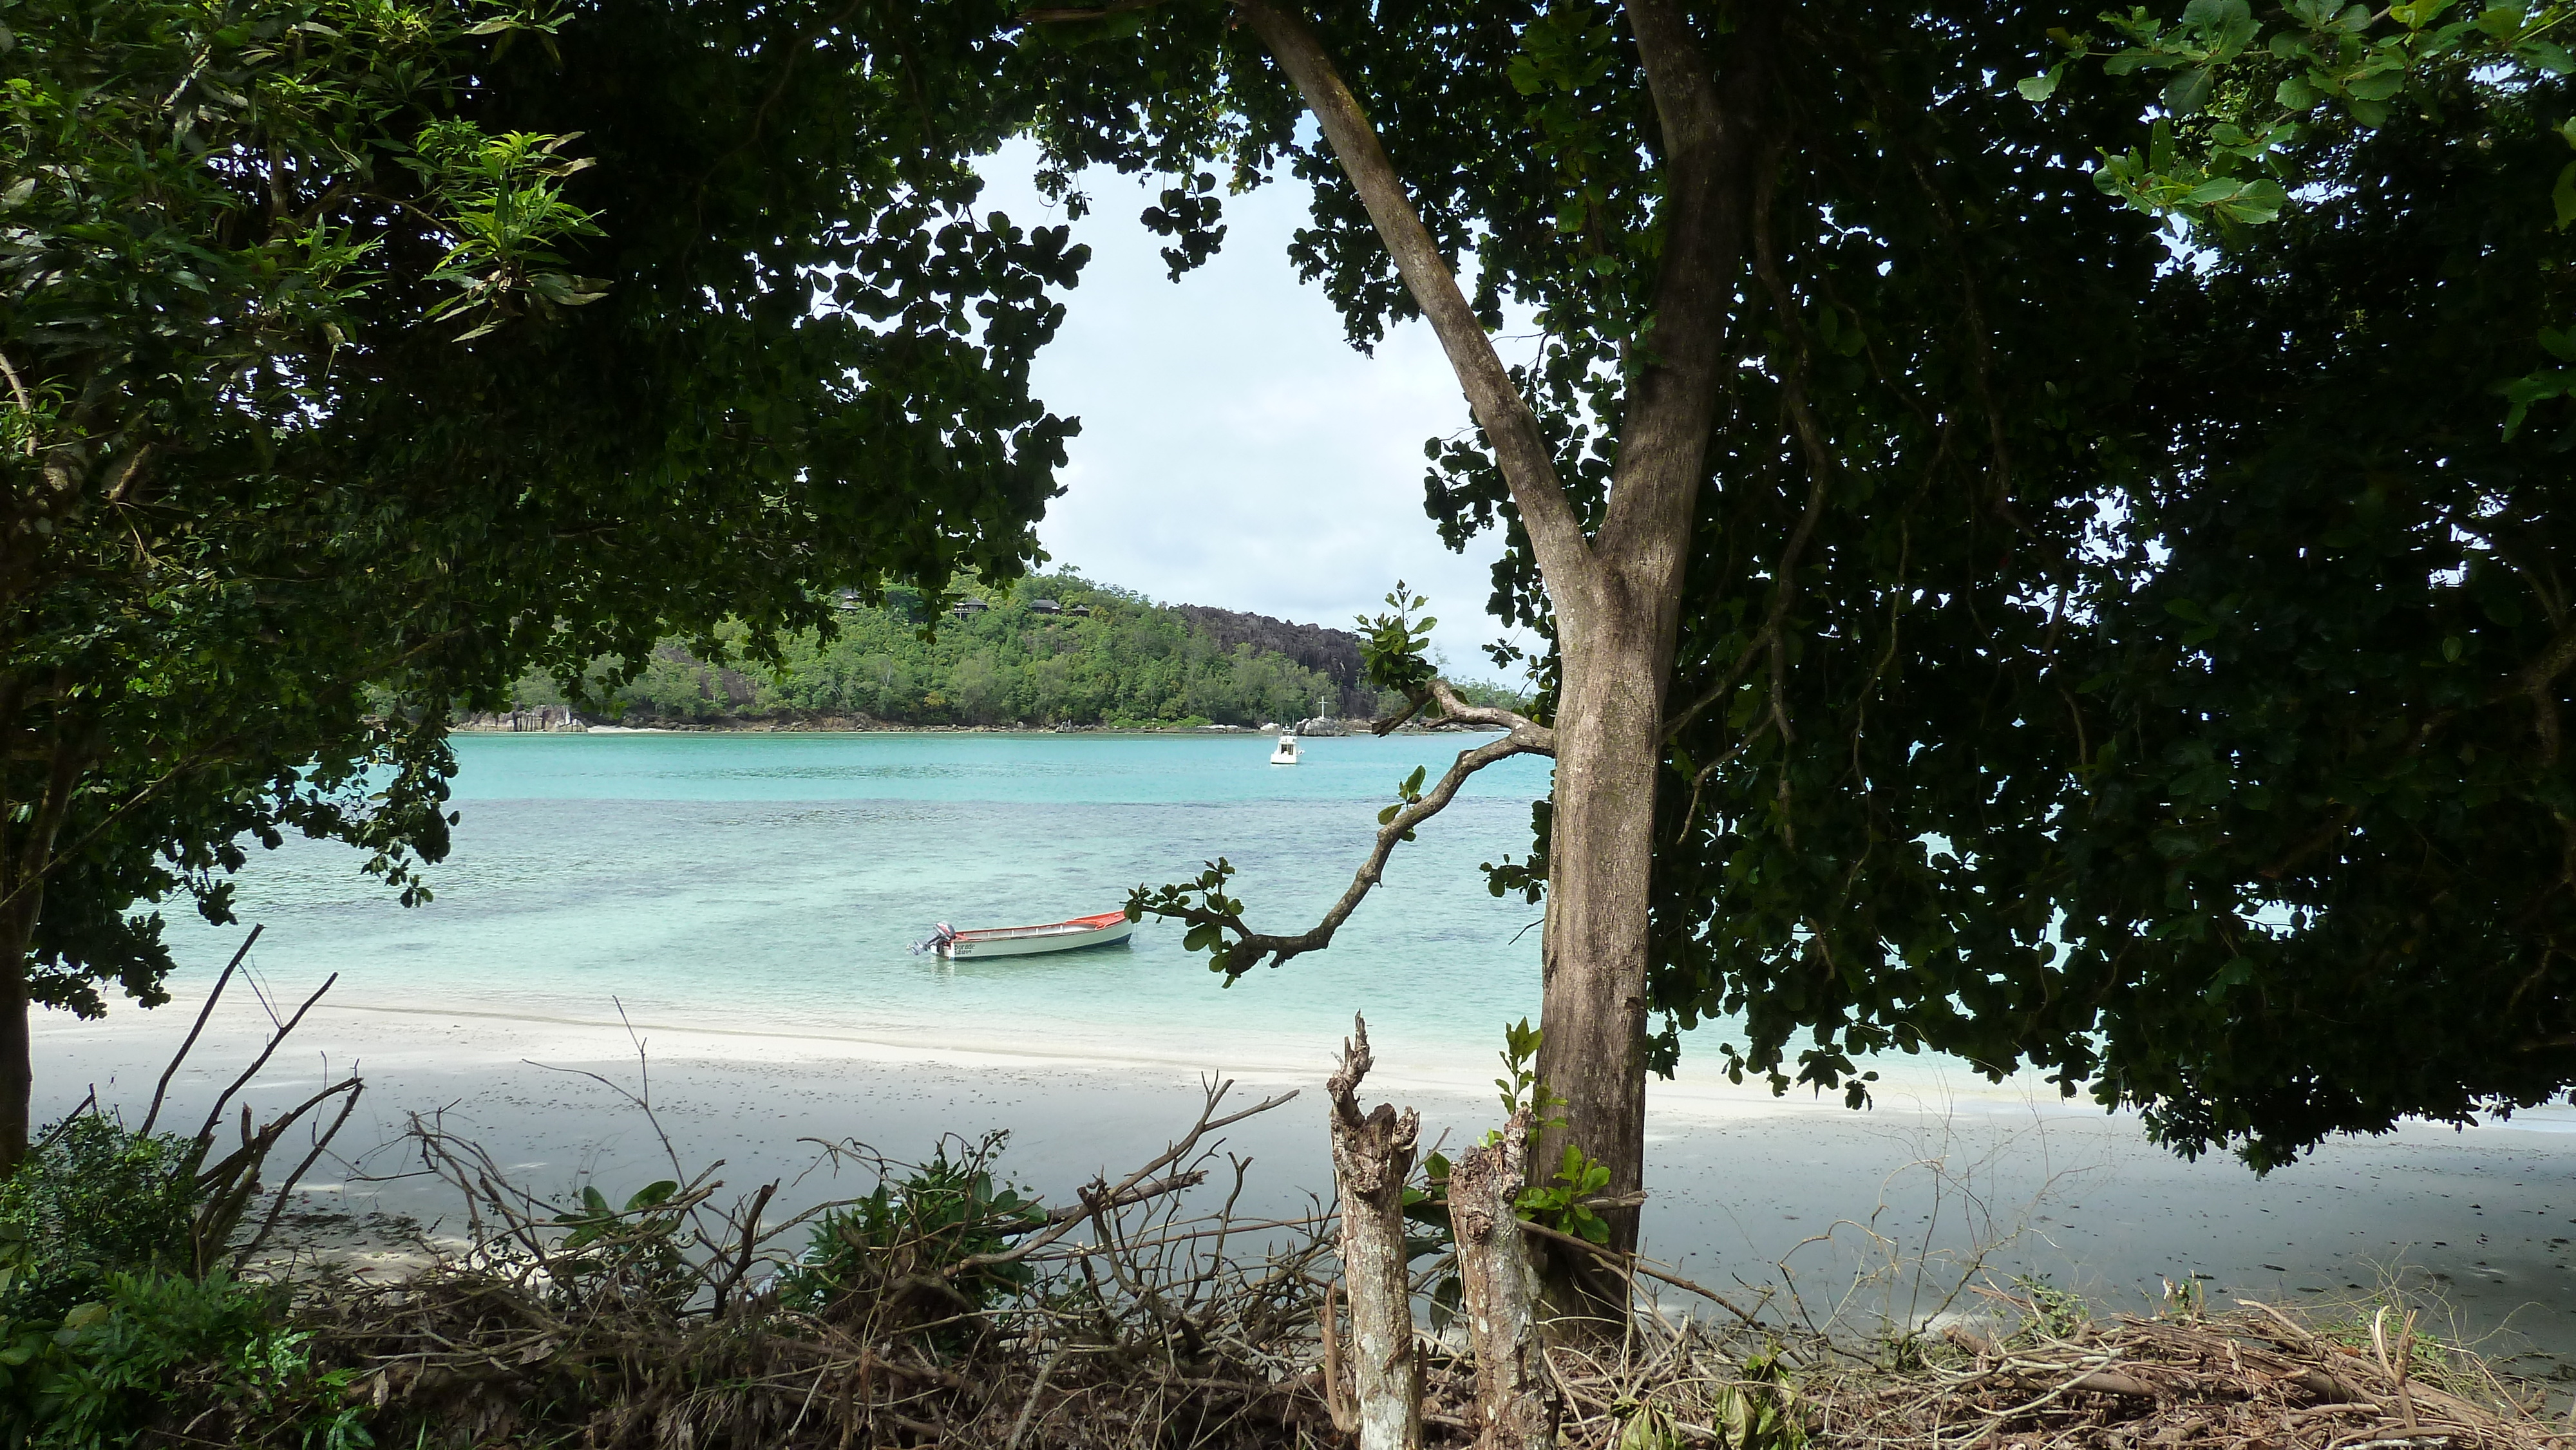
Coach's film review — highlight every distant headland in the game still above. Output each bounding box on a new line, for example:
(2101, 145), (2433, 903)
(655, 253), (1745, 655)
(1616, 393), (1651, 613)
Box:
(466, 572), (1528, 734)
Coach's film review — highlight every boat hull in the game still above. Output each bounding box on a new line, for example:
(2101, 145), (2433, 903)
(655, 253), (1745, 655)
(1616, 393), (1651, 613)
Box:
(938, 914), (1137, 959)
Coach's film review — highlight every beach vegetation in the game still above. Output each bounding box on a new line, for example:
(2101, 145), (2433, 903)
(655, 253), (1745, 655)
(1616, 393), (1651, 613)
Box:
(0, 1105), (369, 1449)
(548, 1179), (695, 1312)
(0, 1268), (371, 1450)
(781, 1136), (1048, 1329)
(0, 1116), (198, 1322)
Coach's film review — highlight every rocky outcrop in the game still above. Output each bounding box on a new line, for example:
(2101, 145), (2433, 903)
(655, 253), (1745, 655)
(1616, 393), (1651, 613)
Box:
(1175, 605), (1372, 717)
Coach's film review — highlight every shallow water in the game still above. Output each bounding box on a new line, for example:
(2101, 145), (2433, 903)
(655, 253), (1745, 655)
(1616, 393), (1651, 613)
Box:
(175, 731), (1563, 1072)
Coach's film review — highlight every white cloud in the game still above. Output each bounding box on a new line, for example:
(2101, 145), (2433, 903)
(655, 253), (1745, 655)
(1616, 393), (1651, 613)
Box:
(978, 148), (1536, 683)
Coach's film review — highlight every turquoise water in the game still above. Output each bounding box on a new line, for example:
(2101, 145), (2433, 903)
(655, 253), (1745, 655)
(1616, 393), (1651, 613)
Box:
(173, 731), (1562, 1071)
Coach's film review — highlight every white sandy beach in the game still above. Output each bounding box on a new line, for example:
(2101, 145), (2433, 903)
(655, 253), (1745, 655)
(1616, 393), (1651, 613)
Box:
(34, 982), (2576, 1377)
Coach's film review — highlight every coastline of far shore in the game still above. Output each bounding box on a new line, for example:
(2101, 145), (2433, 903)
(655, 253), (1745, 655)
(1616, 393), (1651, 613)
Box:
(450, 713), (1506, 735)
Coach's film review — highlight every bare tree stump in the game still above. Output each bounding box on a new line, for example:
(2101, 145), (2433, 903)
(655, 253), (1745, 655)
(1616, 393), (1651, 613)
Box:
(1328, 1014), (1423, 1450)
(1450, 1110), (1557, 1450)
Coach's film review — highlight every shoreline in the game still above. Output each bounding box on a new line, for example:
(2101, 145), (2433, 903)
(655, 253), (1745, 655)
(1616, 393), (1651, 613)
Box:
(451, 718), (1507, 737)
(34, 984), (2576, 1370)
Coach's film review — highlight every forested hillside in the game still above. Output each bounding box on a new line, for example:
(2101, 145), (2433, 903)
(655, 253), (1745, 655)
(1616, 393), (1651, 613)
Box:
(506, 573), (1522, 730)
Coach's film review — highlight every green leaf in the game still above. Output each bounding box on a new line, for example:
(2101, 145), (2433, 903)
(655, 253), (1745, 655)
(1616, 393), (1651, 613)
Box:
(2217, 178), (2287, 224)
(2555, 160), (2576, 230)
(2164, 66), (2215, 117)
(625, 1180), (679, 1210)
(2017, 70), (2061, 102)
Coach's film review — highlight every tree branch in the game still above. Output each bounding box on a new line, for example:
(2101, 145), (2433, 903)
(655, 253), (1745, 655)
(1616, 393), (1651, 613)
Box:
(1137, 716), (1556, 974)
(950, 1078), (1296, 1272)
(1595, 0), (1773, 565)
(1419, 677), (1545, 735)
(1231, 0), (1595, 593)
(2510, 620), (2576, 764)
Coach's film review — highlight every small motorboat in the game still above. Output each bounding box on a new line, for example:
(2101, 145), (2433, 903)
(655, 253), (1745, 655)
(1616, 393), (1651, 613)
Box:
(913, 910), (1137, 960)
(1270, 733), (1300, 765)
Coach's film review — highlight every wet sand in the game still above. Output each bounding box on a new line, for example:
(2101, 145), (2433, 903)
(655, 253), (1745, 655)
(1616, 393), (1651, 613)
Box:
(34, 985), (2576, 1378)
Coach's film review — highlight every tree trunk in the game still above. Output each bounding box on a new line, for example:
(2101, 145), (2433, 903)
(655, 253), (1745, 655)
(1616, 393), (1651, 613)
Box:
(1, 726), (87, 1178)
(1450, 1111), (1555, 1450)
(0, 925), (27, 1178)
(1327, 1015), (1423, 1450)
(1533, 582), (1681, 1260)
(1229, 0), (1765, 1295)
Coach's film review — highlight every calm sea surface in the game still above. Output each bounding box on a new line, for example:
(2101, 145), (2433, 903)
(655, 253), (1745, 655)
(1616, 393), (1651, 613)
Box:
(173, 731), (1566, 1073)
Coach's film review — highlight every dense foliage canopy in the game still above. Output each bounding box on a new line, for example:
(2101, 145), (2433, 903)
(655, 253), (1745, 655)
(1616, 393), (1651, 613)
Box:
(1647, 4), (2576, 1166)
(0, 0), (1079, 1163)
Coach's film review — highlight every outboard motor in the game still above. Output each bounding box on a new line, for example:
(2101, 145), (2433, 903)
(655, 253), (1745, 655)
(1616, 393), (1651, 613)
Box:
(910, 921), (957, 956)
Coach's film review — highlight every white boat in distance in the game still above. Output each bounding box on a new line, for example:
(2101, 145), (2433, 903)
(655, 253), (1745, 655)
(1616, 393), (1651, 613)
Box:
(915, 911), (1137, 960)
(1270, 734), (1300, 765)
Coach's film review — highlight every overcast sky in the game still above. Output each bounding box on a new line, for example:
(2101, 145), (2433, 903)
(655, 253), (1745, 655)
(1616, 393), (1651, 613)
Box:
(976, 148), (1534, 682)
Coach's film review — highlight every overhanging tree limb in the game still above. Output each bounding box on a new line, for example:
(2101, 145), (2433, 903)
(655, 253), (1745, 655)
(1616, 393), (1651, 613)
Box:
(1130, 702), (1555, 977)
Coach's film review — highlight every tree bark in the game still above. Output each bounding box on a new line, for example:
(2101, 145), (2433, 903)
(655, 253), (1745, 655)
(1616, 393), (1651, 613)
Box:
(1327, 1014), (1423, 1450)
(1531, 602), (1665, 1259)
(0, 918), (28, 1178)
(1449, 1111), (1555, 1450)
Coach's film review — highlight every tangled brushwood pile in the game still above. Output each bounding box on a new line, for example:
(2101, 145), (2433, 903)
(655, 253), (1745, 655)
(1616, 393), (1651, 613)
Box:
(271, 1174), (2570, 1450)
(258, 1026), (2559, 1450)
(12, 988), (2568, 1449)
(1785, 1295), (2571, 1450)
(284, 1077), (1347, 1448)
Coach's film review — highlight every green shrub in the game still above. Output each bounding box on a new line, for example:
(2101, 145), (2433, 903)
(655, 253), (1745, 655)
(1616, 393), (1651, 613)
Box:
(0, 1270), (369, 1450)
(549, 1179), (695, 1311)
(781, 1137), (1046, 1325)
(0, 1117), (198, 1323)
(0, 1116), (368, 1447)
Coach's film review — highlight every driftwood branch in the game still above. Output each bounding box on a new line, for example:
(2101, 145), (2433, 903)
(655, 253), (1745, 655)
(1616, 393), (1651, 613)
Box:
(952, 1078), (1296, 1273)
(233, 1073), (366, 1272)
(1514, 1218), (1766, 1328)
(192, 969), (339, 1149)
